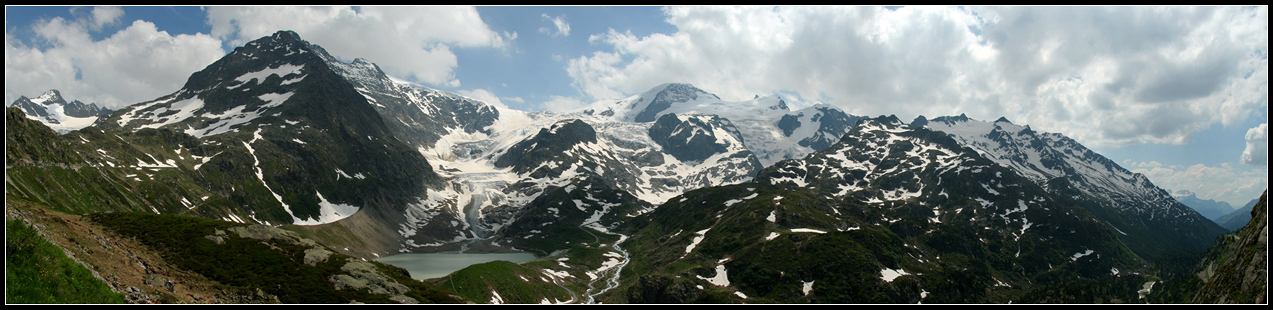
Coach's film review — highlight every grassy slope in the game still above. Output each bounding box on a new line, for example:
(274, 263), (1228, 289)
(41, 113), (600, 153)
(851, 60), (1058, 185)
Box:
(86, 211), (468, 304)
(5, 219), (125, 304)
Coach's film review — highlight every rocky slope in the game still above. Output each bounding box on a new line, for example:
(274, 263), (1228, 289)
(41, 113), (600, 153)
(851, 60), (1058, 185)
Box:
(608, 116), (1156, 303)
(5, 201), (470, 304)
(917, 115), (1228, 260)
(1191, 190), (1267, 304)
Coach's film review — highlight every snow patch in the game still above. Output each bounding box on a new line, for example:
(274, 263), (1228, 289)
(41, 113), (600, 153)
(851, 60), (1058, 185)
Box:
(682, 228), (711, 257)
(789, 228), (826, 234)
(1070, 249), (1095, 261)
(880, 268), (910, 282)
(764, 232), (781, 241)
(697, 264), (730, 287)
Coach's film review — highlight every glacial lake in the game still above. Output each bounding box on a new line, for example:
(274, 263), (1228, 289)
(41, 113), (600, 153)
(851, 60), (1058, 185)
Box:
(376, 252), (538, 281)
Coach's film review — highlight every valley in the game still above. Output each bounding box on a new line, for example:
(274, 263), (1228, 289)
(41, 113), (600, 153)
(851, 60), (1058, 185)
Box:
(6, 30), (1265, 304)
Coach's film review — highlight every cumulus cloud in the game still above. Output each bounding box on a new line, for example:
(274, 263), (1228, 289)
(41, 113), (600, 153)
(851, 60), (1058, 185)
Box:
(567, 6), (1268, 148)
(540, 95), (586, 112)
(1130, 162), (1268, 207)
(73, 6), (126, 31)
(1242, 123), (1268, 166)
(205, 6), (511, 88)
(540, 14), (571, 37)
(5, 12), (225, 109)
(455, 88), (509, 109)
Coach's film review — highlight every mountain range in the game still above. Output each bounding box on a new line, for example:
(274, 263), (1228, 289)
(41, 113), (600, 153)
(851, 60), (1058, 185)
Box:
(1213, 197), (1262, 232)
(1173, 190), (1237, 221)
(6, 30), (1259, 304)
(9, 89), (112, 134)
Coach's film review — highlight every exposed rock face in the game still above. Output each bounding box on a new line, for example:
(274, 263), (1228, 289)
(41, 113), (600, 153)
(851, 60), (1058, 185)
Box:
(304, 247), (334, 266)
(626, 275), (701, 304)
(1192, 190), (1267, 304)
(330, 260), (417, 303)
(648, 113), (735, 163)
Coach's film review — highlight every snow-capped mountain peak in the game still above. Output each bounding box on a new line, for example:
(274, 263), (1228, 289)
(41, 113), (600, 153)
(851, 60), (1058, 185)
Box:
(32, 89), (67, 106)
(577, 83), (722, 123)
(578, 83), (805, 124)
(917, 114), (1227, 259)
(9, 89), (111, 134)
(106, 30), (329, 137)
(626, 83), (720, 123)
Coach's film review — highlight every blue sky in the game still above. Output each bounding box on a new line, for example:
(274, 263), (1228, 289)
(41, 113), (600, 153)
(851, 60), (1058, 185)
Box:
(5, 6), (1268, 206)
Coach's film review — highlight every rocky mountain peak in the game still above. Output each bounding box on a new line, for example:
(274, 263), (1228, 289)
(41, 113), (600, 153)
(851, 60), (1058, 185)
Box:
(33, 89), (67, 105)
(9, 89), (112, 133)
(631, 83), (721, 122)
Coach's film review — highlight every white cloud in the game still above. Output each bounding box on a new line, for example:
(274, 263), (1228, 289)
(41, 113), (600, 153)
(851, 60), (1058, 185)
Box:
(5, 16), (225, 109)
(540, 95), (586, 112)
(1242, 123), (1268, 166)
(455, 88), (509, 109)
(64, 6), (125, 31)
(87, 6), (125, 30)
(1131, 162), (1267, 207)
(206, 6), (510, 88)
(1128, 160), (1164, 169)
(540, 14), (571, 37)
(567, 6), (1268, 149)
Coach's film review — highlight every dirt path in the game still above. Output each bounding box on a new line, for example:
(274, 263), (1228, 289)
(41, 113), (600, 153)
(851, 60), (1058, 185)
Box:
(5, 202), (268, 303)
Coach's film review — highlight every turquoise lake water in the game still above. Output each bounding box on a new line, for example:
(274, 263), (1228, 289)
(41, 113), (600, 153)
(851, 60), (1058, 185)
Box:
(376, 252), (538, 281)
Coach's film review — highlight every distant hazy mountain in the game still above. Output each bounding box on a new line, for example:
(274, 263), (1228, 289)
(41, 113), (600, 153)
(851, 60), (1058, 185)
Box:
(9, 89), (112, 133)
(1215, 197), (1262, 232)
(1172, 190), (1236, 221)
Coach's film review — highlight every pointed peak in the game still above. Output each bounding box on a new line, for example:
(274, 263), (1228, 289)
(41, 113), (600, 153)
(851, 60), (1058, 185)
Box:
(1020, 124), (1035, 135)
(911, 115), (929, 127)
(773, 97), (789, 111)
(239, 30), (321, 57)
(994, 116), (1012, 124)
(33, 89), (67, 106)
